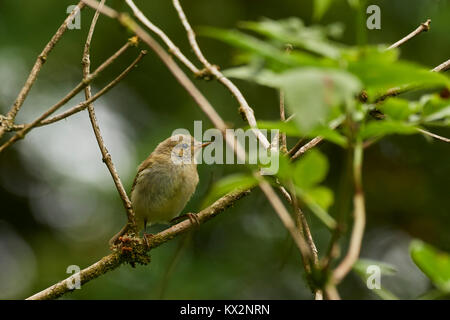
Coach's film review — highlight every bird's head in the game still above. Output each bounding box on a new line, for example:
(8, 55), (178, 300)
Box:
(155, 134), (211, 164)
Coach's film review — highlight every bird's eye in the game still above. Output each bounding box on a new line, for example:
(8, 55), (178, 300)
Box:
(181, 143), (189, 149)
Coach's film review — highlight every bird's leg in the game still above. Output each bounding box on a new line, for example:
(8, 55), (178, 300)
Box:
(142, 219), (153, 247)
(170, 213), (200, 226)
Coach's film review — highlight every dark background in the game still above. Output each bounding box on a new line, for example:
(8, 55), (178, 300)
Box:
(0, 0), (449, 299)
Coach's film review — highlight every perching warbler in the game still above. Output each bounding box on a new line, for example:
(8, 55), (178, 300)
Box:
(110, 134), (210, 246)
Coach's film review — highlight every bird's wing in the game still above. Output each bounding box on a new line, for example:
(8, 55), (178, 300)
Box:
(130, 153), (157, 194)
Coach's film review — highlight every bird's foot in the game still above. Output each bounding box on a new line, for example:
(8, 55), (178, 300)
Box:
(143, 233), (154, 247)
(170, 213), (200, 226)
(187, 213), (200, 226)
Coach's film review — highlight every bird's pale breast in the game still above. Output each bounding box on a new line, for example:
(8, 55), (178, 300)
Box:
(130, 161), (199, 229)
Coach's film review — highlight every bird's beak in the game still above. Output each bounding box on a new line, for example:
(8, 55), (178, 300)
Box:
(193, 141), (211, 150)
(200, 141), (212, 148)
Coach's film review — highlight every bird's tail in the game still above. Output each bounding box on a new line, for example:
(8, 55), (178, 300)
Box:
(109, 224), (130, 247)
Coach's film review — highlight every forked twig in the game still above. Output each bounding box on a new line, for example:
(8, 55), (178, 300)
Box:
(82, 0), (136, 228)
(125, 0), (200, 74)
(0, 2), (86, 139)
(0, 41), (137, 153)
(172, 0), (270, 149)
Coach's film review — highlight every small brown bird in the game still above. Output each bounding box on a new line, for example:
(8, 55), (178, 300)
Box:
(110, 134), (210, 246)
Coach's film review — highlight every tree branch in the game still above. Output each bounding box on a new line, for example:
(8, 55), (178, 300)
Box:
(279, 90), (288, 153)
(82, 0), (136, 229)
(0, 2), (86, 139)
(0, 40), (137, 153)
(26, 190), (250, 300)
(290, 118), (342, 160)
(125, 0), (200, 75)
(172, 0), (271, 149)
(432, 58), (450, 73)
(332, 140), (366, 284)
(417, 128), (450, 143)
(387, 19), (431, 50)
(281, 182), (323, 299)
(38, 51), (146, 126)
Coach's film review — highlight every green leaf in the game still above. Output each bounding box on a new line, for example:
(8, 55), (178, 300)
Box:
(309, 125), (348, 147)
(203, 173), (258, 207)
(314, 0), (333, 21)
(274, 152), (294, 182)
(271, 68), (362, 133)
(223, 65), (276, 85)
(274, 149), (336, 229)
(348, 58), (449, 99)
(353, 259), (397, 276)
(239, 17), (343, 58)
(359, 121), (418, 140)
(252, 121), (347, 147)
(199, 27), (327, 70)
(421, 94), (450, 123)
(226, 67), (361, 134)
(293, 149), (329, 189)
(297, 187), (336, 229)
(378, 98), (420, 121)
(255, 120), (301, 136)
(410, 240), (450, 293)
(306, 186), (334, 211)
(347, 0), (361, 9)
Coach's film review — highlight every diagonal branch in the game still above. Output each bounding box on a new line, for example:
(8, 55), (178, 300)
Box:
(82, 0), (136, 229)
(332, 140), (366, 284)
(125, 0), (200, 75)
(172, 0), (270, 149)
(0, 2), (86, 139)
(26, 190), (250, 300)
(432, 58), (450, 73)
(37, 52), (146, 127)
(387, 19), (431, 50)
(417, 128), (450, 143)
(0, 41), (136, 153)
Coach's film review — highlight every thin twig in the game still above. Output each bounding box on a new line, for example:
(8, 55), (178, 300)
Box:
(387, 19), (431, 50)
(279, 90), (288, 153)
(418, 128), (450, 143)
(432, 58), (450, 72)
(172, 0), (271, 149)
(257, 178), (312, 260)
(283, 182), (323, 299)
(290, 118), (342, 161)
(10, 50), (146, 131)
(375, 59), (448, 102)
(325, 284), (341, 300)
(125, 0), (200, 74)
(279, 185), (319, 268)
(82, 0), (136, 228)
(0, 41), (135, 153)
(42, 50), (147, 126)
(0, 2), (86, 139)
(332, 140), (366, 284)
(287, 138), (305, 157)
(26, 190), (250, 300)
(291, 136), (325, 160)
